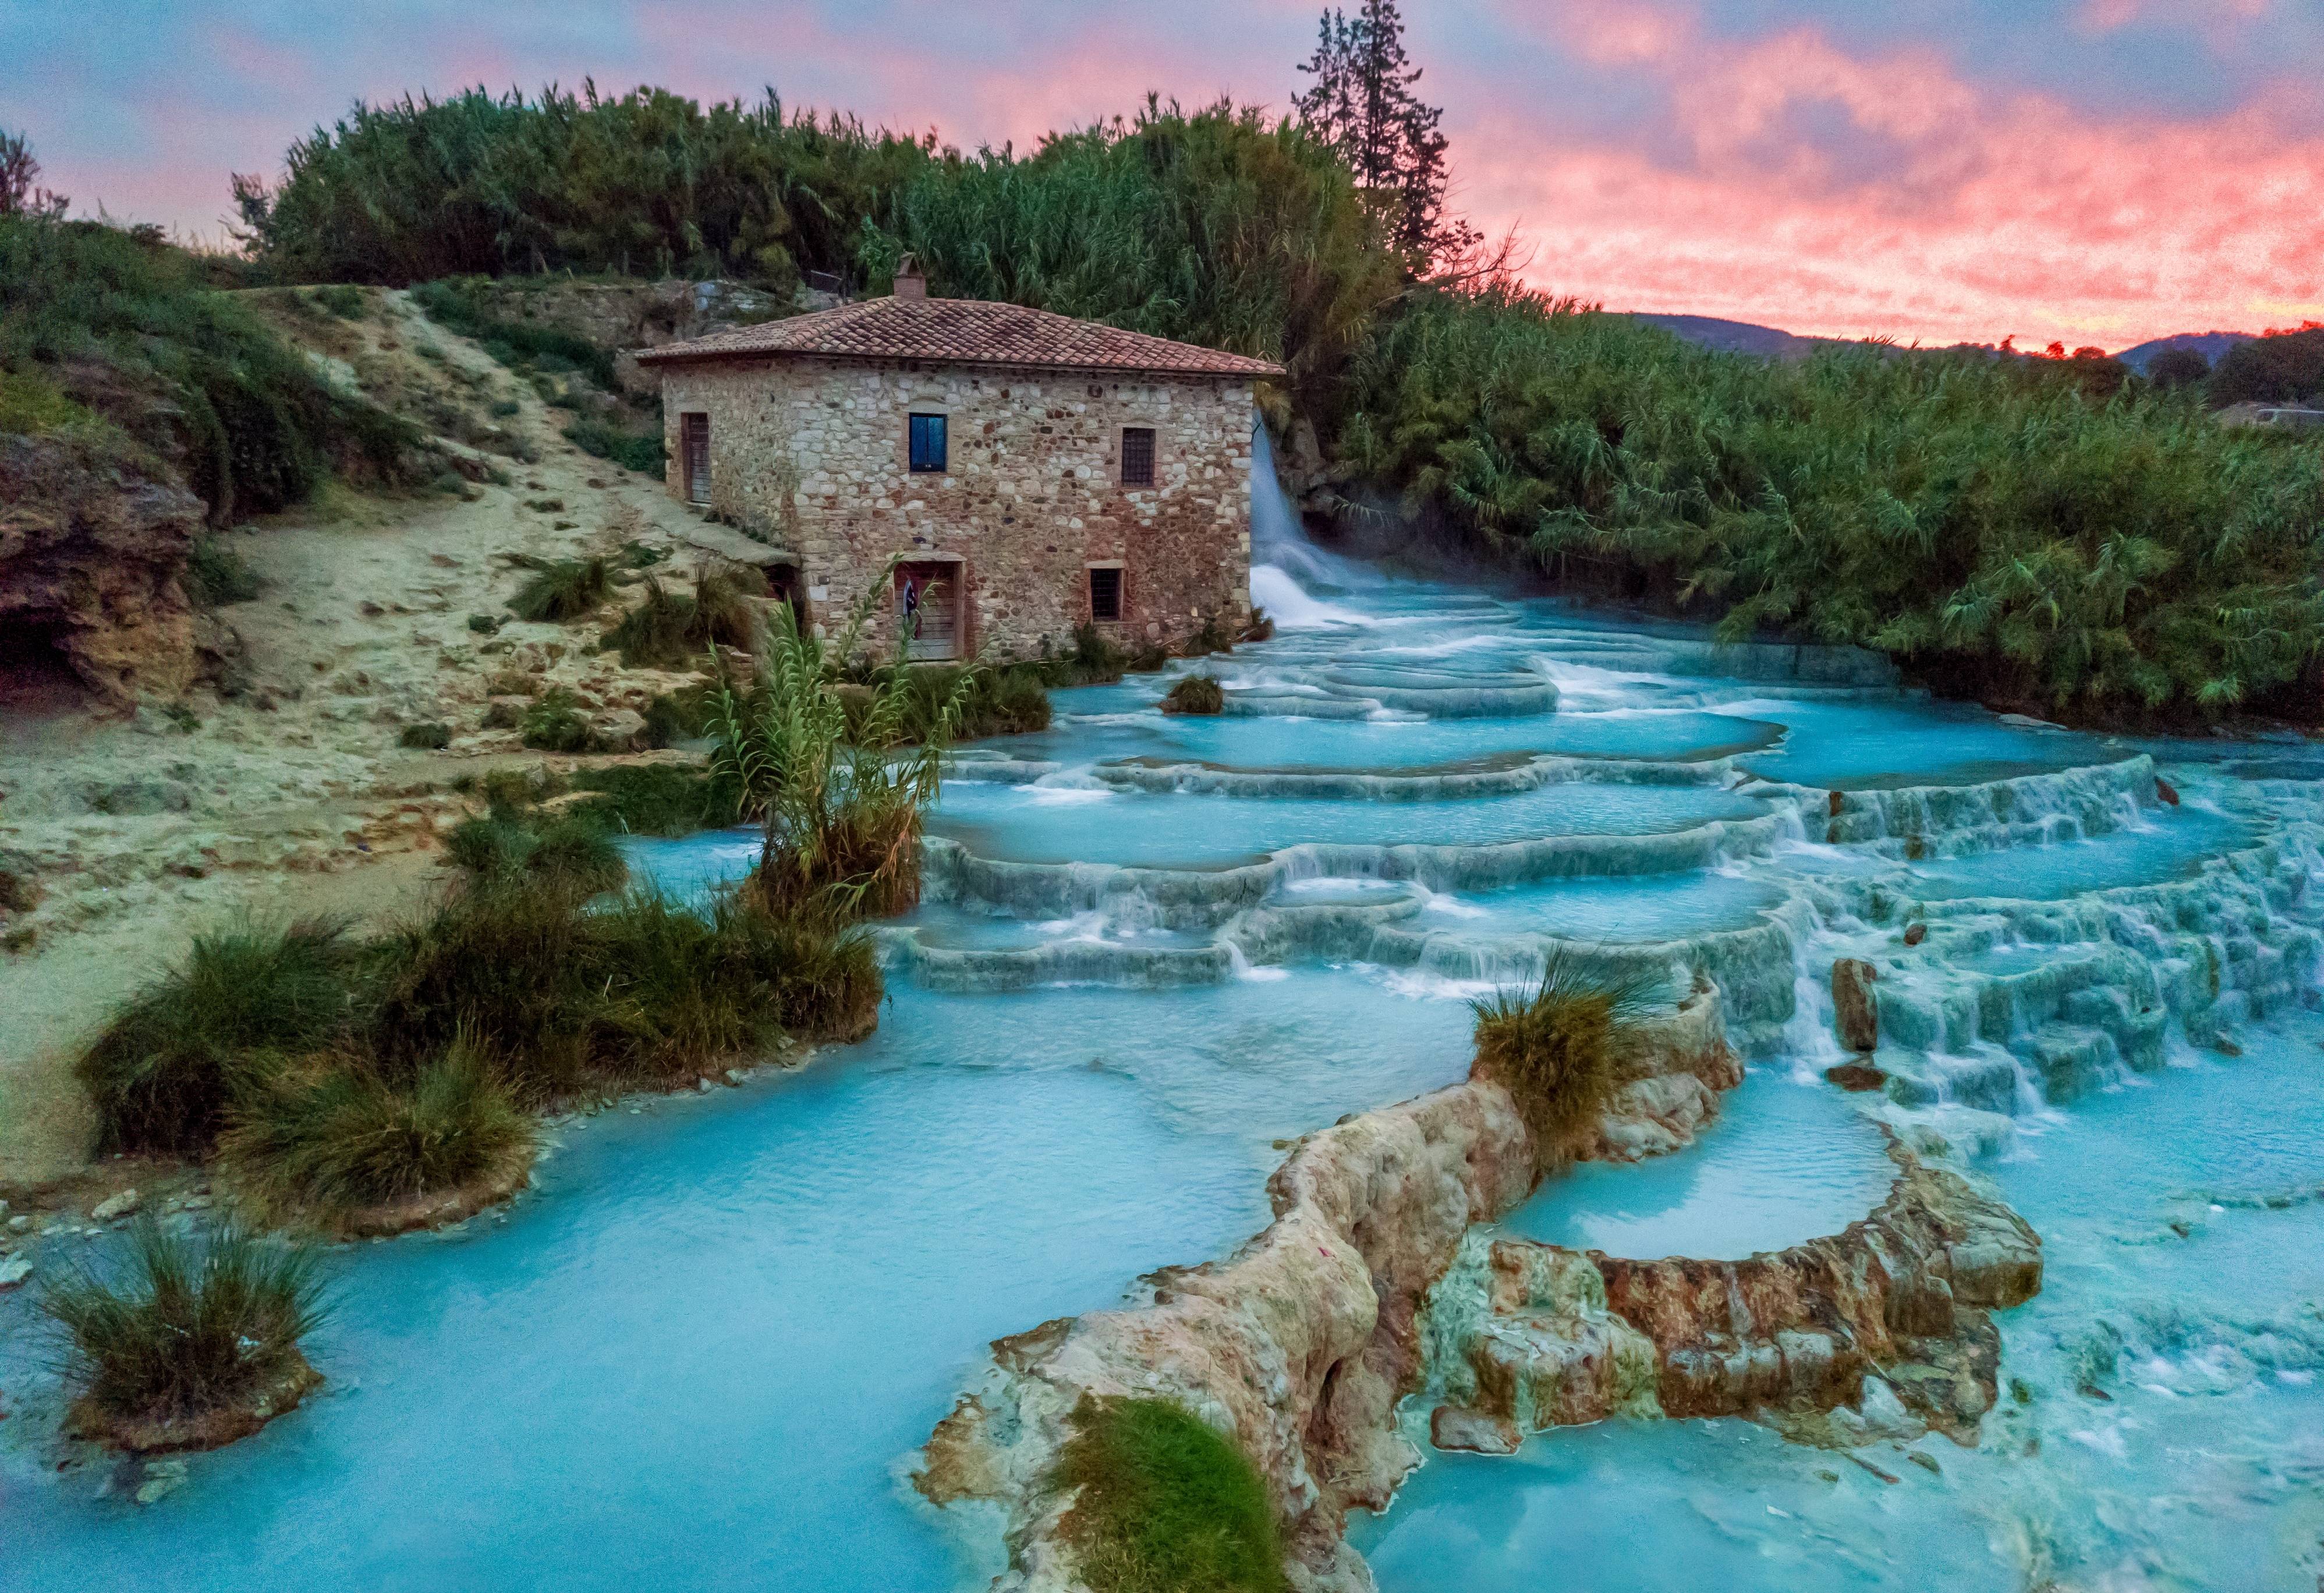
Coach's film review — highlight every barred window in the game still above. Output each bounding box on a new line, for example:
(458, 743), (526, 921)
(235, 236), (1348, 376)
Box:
(1120, 426), (1155, 487)
(1088, 566), (1123, 622)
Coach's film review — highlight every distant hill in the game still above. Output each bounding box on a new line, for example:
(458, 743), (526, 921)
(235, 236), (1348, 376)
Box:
(2114, 331), (2254, 375)
(1625, 313), (1832, 360)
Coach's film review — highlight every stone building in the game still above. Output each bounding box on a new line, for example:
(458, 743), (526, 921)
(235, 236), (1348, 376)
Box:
(635, 260), (1281, 661)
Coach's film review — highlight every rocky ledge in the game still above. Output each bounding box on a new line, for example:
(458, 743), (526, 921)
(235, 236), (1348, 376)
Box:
(914, 984), (1735, 1593)
(1424, 1139), (2043, 1455)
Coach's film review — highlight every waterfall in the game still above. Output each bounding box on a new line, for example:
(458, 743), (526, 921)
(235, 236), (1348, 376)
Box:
(1249, 420), (1379, 630)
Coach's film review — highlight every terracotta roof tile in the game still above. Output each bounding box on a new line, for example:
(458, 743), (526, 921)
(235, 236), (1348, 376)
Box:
(634, 294), (1284, 379)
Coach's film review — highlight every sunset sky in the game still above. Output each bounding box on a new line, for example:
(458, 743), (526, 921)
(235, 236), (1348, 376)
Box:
(6, 1), (2321, 350)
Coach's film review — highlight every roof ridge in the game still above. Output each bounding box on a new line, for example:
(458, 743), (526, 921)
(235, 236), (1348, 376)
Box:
(635, 292), (1285, 379)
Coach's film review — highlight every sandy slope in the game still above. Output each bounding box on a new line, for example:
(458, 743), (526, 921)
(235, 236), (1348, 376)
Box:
(0, 288), (765, 1193)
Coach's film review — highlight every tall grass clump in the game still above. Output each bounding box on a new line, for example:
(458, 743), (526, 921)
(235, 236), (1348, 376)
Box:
(1469, 952), (1657, 1153)
(706, 559), (972, 918)
(1162, 675), (1225, 715)
(508, 554), (612, 622)
(218, 1043), (534, 1225)
(77, 920), (359, 1156)
(601, 565), (764, 667)
(41, 1218), (326, 1447)
(1047, 1395), (1288, 1593)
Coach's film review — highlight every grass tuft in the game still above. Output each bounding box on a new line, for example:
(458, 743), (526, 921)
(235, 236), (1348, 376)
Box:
(77, 920), (359, 1156)
(398, 721), (451, 750)
(1469, 951), (1658, 1154)
(218, 1042), (534, 1221)
(1048, 1395), (1288, 1593)
(40, 1218), (326, 1432)
(1161, 675), (1224, 715)
(519, 687), (596, 752)
(507, 555), (612, 623)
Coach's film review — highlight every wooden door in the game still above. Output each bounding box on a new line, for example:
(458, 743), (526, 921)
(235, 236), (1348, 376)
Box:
(897, 562), (960, 659)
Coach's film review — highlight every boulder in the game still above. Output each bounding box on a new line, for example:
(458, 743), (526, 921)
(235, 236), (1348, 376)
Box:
(92, 1188), (142, 1222)
(1831, 959), (1879, 1053)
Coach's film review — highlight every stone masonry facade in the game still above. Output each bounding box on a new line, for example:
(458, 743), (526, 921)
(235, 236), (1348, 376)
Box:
(655, 357), (1257, 659)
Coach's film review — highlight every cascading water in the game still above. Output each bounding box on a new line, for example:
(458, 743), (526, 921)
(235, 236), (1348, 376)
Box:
(7, 509), (2323, 1592)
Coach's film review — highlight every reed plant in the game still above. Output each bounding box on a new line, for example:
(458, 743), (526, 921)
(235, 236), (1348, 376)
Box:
(704, 559), (973, 918)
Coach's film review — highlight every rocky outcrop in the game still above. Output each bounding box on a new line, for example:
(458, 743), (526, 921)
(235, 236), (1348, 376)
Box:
(0, 436), (219, 704)
(1425, 1141), (2042, 1449)
(1831, 957), (1879, 1053)
(915, 986), (1736, 1593)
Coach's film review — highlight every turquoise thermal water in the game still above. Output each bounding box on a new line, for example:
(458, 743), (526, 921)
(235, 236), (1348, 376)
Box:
(6, 455), (2319, 1591)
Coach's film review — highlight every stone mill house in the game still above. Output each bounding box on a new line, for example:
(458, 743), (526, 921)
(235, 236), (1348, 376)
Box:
(635, 260), (1282, 661)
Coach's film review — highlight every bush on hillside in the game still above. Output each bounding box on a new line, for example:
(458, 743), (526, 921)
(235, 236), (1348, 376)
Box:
(2208, 325), (2324, 409)
(0, 211), (418, 524)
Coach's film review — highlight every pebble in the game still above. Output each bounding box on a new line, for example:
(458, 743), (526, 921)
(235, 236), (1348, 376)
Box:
(91, 1189), (141, 1222)
(1906, 1450), (1942, 1475)
(0, 1254), (33, 1289)
(134, 1459), (189, 1506)
(7, 1215), (31, 1233)
(724, 1069), (746, 1085)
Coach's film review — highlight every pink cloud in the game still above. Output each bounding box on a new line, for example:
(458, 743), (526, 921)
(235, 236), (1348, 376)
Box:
(1462, 10), (2324, 345)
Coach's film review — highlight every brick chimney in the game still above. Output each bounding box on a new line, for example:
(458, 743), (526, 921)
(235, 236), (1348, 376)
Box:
(894, 254), (927, 300)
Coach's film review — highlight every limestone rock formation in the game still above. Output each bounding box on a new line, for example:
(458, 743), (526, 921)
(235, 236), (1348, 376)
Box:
(1425, 1143), (2042, 1448)
(915, 986), (1741, 1593)
(0, 437), (215, 704)
(1831, 957), (1879, 1053)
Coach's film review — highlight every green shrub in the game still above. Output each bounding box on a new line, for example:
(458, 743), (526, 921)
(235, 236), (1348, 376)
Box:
(467, 612), (502, 635)
(508, 555), (611, 622)
(1044, 622), (1128, 687)
(77, 919), (359, 1156)
(445, 807), (626, 892)
(40, 1217), (325, 1429)
(1047, 1395), (1287, 1593)
(183, 535), (261, 606)
(407, 279), (617, 385)
(640, 692), (692, 749)
(219, 1044), (534, 1221)
(857, 662), (1050, 743)
(520, 688), (596, 752)
(399, 721), (451, 750)
(1161, 675), (1224, 715)
(570, 762), (729, 834)
(1469, 953), (1656, 1154)
(564, 418), (664, 474)
(313, 284), (365, 319)
(365, 874), (608, 1099)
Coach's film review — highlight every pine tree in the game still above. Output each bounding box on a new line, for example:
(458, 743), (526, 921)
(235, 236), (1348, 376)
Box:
(1294, 2), (1478, 271)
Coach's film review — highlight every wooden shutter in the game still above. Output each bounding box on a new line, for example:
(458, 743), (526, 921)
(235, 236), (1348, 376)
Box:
(681, 414), (710, 503)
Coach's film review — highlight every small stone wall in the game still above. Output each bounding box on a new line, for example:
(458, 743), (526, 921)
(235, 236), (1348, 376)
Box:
(656, 357), (1254, 659)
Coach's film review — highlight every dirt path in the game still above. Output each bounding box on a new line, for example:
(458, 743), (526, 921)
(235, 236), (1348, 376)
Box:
(0, 287), (761, 1192)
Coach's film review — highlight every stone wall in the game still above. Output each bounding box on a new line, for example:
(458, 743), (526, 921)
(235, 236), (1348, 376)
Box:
(655, 357), (1254, 659)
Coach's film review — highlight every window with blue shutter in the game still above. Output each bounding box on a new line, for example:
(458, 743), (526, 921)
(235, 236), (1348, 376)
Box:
(908, 413), (948, 473)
